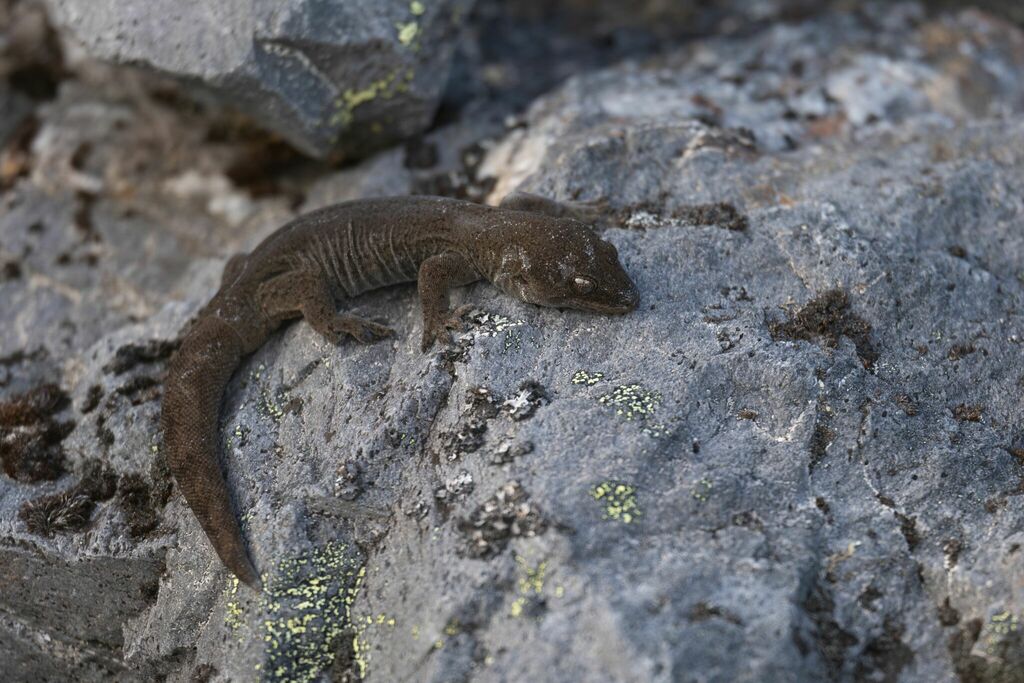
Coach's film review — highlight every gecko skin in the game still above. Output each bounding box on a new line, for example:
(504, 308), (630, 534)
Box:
(160, 193), (638, 589)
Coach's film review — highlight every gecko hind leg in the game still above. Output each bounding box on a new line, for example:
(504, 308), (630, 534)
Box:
(499, 191), (607, 224)
(258, 270), (395, 344)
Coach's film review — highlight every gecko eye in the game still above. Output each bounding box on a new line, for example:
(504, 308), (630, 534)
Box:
(573, 276), (595, 294)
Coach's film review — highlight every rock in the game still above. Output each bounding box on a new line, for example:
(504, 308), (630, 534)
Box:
(42, 0), (475, 160)
(3, 3), (1024, 681)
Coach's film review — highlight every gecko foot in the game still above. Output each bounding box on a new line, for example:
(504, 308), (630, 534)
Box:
(316, 314), (395, 345)
(420, 304), (476, 352)
(564, 197), (609, 224)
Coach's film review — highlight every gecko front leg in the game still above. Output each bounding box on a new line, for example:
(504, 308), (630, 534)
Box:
(258, 269), (394, 344)
(417, 253), (481, 351)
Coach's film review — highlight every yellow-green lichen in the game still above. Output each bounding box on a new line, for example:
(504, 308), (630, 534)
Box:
(572, 370), (605, 386)
(692, 477), (713, 502)
(351, 609), (398, 678)
(330, 68), (414, 129)
(984, 610), (1020, 656)
(581, 380), (667, 437)
(509, 554), (549, 618)
(258, 542), (364, 683)
(598, 383), (661, 420)
(226, 423), (251, 451)
(259, 385), (289, 423)
(590, 481), (641, 524)
(410, 1), (425, 15)
(396, 21), (420, 46)
(224, 576), (245, 632)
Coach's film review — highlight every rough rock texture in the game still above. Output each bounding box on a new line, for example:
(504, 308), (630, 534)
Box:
(42, 0), (475, 159)
(3, 2), (1024, 682)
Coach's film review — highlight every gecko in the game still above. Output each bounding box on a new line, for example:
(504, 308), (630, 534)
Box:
(160, 192), (639, 589)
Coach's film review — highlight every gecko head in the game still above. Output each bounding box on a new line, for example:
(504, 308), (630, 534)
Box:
(494, 219), (639, 315)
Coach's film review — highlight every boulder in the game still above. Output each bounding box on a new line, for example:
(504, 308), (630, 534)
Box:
(42, 0), (475, 159)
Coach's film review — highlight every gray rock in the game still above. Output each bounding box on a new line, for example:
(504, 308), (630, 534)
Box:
(42, 0), (474, 159)
(4, 3), (1024, 682)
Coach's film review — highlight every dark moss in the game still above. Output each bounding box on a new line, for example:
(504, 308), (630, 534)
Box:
(852, 618), (914, 683)
(458, 481), (548, 559)
(411, 141), (496, 203)
(731, 510), (765, 531)
(687, 601), (743, 625)
(769, 289), (877, 368)
(80, 460), (117, 501)
(115, 375), (161, 405)
(189, 663), (218, 683)
(948, 343), (976, 361)
(795, 582), (858, 678)
(938, 598), (961, 627)
(95, 414), (115, 448)
(894, 511), (920, 551)
(19, 488), (94, 536)
(1, 261), (21, 280)
(674, 202), (748, 231)
(808, 420), (836, 472)
(859, 586), (882, 611)
(102, 339), (178, 375)
(441, 387), (500, 460)
(815, 497), (832, 520)
(984, 496), (1007, 514)
(18, 459), (117, 538)
(148, 449), (174, 510)
(952, 404), (983, 422)
(0, 383), (73, 482)
(0, 383), (68, 426)
(80, 384), (103, 414)
(894, 393), (918, 416)
(117, 472), (160, 539)
(1007, 447), (1024, 466)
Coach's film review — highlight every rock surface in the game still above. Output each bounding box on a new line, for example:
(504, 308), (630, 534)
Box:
(3, 2), (1024, 682)
(42, 0), (475, 159)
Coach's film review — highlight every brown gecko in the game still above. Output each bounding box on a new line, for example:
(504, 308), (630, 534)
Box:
(160, 193), (638, 589)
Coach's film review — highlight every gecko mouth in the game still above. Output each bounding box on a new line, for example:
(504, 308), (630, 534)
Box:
(569, 301), (636, 315)
(563, 291), (639, 315)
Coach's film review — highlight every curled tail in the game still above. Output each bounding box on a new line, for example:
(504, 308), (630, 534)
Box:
(161, 316), (262, 589)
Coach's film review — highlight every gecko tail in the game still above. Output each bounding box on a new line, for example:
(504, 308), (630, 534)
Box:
(161, 317), (263, 591)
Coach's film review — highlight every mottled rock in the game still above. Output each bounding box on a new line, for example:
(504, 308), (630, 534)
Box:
(43, 0), (475, 159)
(3, 3), (1024, 682)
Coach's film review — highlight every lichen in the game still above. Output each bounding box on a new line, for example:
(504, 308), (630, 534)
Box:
(984, 610), (1020, 656)
(224, 577), (244, 632)
(590, 481), (641, 523)
(329, 68), (414, 130)
(584, 379), (667, 437)
(571, 370), (604, 386)
(396, 21), (420, 46)
(598, 384), (660, 420)
(691, 477), (714, 503)
(224, 542), (366, 682)
(509, 554), (549, 618)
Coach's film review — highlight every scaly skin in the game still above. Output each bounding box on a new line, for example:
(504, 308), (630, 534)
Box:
(161, 193), (638, 589)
